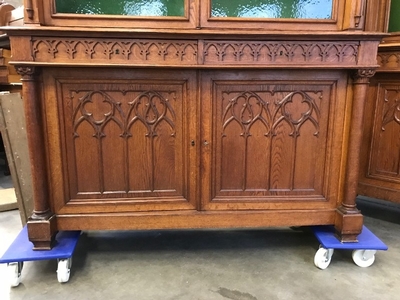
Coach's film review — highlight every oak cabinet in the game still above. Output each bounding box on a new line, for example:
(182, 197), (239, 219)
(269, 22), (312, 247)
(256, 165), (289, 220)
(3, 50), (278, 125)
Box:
(45, 68), (347, 214)
(359, 73), (400, 203)
(358, 0), (400, 204)
(3, 0), (384, 249)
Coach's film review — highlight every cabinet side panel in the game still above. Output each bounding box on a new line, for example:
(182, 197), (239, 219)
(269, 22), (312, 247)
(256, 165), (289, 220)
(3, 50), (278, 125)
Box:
(369, 84), (400, 181)
(359, 76), (400, 203)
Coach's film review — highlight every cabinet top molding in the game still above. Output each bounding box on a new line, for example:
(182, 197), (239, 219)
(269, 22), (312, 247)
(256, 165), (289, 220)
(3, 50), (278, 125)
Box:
(2, 26), (388, 40)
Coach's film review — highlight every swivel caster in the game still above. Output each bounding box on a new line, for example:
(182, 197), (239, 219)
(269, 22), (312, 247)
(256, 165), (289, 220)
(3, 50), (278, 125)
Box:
(352, 250), (376, 268)
(57, 258), (72, 283)
(314, 247), (334, 270)
(8, 261), (23, 287)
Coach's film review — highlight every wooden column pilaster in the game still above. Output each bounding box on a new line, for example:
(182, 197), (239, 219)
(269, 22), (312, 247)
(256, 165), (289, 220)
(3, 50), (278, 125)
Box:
(335, 68), (376, 242)
(16, 66), (57, 250)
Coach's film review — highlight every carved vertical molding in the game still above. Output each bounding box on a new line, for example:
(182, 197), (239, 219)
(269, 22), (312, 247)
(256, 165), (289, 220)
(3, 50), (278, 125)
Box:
(335, 68), (376, 242)
(16, 66), (56, 249)
(364, 0), (391, 32)
(354, 0), (366, 28)
(26, 0), (34, 19)
(343, 68), (376, 208)
(343, 0), (367, 30)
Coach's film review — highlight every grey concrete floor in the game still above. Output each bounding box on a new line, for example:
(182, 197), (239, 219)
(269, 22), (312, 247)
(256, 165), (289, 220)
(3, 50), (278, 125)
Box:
(1, 208), (399, 300)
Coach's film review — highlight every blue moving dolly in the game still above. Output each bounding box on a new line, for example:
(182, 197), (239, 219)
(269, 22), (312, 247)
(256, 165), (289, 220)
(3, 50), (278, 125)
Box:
(312, 225), (388, 269)
(0, 226), (81, 287)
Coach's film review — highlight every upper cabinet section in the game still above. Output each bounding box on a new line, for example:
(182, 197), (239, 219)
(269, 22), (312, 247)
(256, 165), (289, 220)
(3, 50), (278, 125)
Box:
(209, 0), (333, 19)
(27, 0), (369, 31)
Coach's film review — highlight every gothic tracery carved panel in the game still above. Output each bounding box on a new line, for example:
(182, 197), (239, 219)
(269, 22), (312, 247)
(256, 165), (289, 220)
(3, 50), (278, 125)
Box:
(381, 89), (400, 130)
(222, 90), (320, 138)
(61, 81), (185, 197)
(213, 81), (331, 195)
(31, 38), (198, 65)
(72, 90), (176, 139)
(367, 85), (400, 182)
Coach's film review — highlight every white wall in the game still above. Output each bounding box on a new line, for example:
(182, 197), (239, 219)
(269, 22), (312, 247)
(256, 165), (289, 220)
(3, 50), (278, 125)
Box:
(5, 0), (23, 8)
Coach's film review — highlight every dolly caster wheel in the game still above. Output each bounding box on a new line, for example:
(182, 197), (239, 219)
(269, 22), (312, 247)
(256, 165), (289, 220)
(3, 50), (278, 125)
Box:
(314, 247), (334, 270)
(8, 262), (23, 287)
(352, 250), (376, 268)
(57, 258), (72, 283)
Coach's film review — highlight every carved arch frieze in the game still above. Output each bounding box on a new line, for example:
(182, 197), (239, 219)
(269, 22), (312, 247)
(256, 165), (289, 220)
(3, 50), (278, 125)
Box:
(377, 52), (400, 70)
(203, 41), (359, 65)
(30, 38), (362, 67)
(31, 38), (198, 65)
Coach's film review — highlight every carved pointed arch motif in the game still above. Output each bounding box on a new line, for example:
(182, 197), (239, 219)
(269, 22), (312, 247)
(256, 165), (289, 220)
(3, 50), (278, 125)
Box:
(222, 91), (272, 138)
(272, 91), (321, 137)
(125, 90), (176, 137)
(381, 89), (400, 130)
(73, 91), (125, 139)
(32, 39), (62, 58)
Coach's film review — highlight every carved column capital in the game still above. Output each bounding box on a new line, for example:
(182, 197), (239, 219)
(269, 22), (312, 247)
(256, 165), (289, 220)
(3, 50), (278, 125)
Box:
(352, 68), (376, 83)
(15, 66), (37, 80)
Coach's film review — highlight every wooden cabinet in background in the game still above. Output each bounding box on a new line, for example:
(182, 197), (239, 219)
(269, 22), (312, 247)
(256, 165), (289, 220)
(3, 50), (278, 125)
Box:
(2, 0), (384, 249)
(358, 0), (400, 204)
(359, 52), (400, 203)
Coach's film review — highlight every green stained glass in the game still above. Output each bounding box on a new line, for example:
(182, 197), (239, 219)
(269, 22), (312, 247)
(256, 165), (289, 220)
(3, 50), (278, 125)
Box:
(55, 0), (185, 17)
(211, 0), (332, 19)
(389, 1), (400, 32)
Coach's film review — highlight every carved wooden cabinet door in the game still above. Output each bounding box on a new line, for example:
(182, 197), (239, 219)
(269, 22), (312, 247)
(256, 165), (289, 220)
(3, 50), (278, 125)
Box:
(200, 70), (348, 210)
(359, 74), (400, 203)
(43, 68), (198, 214)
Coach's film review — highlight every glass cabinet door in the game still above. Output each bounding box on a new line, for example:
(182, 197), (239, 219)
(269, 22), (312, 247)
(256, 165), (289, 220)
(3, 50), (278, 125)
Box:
(211, 0), (332, 19)
(44, 0), (196, 28)
(202, 0), (342, 31)
(55, 0), (185, 17)
(388, 0), (400, 33)
(44, 0), (345, 30)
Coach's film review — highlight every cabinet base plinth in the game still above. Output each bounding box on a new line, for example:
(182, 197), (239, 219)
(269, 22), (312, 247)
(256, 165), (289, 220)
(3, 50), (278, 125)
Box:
(27, 214), (58, 250)
(335, 207), (363, 242)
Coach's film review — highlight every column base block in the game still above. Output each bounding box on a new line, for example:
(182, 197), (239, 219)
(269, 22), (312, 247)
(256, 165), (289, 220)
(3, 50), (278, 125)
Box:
(27, 214), (58, 250)
(335, 207), (363, 242)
